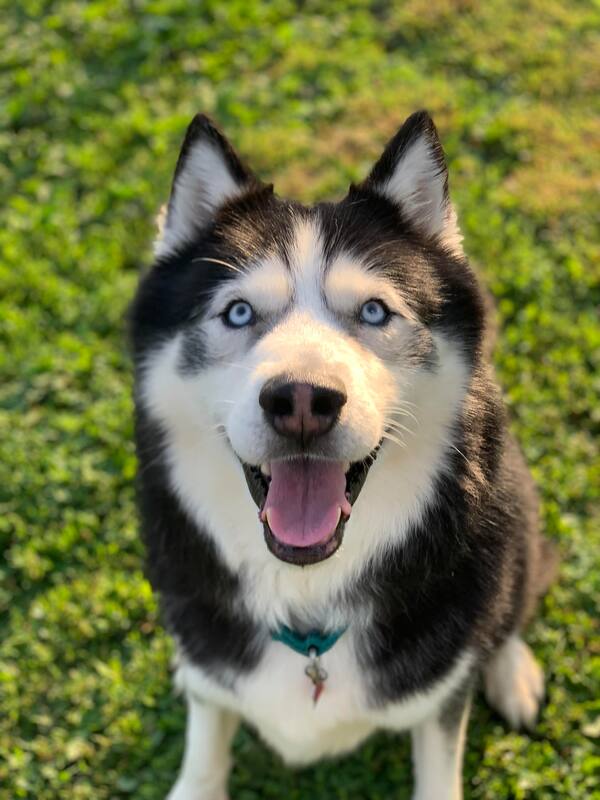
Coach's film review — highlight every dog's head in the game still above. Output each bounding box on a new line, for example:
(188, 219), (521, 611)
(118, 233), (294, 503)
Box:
(132, 112), (484, 569)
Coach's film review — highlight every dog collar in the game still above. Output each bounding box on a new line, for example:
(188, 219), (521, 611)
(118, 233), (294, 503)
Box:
(271, 625), (347, 657)
(271, 625), (347, 704)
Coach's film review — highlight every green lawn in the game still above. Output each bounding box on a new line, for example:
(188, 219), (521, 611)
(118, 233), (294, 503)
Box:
(1, 1), (599, 798)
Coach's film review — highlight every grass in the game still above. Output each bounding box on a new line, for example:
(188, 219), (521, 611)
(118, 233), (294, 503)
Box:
(1, 1), (599, 798)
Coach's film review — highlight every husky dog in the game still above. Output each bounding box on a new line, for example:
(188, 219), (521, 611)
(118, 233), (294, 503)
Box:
(130, 111), (557, 800)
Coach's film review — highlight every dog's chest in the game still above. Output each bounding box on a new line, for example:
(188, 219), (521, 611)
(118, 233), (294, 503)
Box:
(179, 634), (374, 763)
(237, 637), (373, 762)
(178, 634), (473, 766)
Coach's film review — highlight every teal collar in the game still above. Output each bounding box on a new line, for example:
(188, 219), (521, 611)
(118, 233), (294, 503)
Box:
(271, 625), (347, 657)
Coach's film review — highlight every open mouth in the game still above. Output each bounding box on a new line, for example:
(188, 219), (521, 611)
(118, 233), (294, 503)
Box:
(242, 448), (379, 567)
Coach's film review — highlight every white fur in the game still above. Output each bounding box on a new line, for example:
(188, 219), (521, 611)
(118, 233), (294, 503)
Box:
(290, 218), (329, 312)
(167, 698), (237, 800)
(411, 700), (471, 800)
(378, 135), (463, 257)
(155, 140), (246, 258)
(484, 635), (544, 730)
(325, 257), (418, 321)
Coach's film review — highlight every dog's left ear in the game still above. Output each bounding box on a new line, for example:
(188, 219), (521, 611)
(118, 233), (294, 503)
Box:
(155, 114), (257, 258)
(361, 110), (463, 256)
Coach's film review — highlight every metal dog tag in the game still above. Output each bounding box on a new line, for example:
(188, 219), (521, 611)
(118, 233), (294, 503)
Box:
(305, 646), (328, 705)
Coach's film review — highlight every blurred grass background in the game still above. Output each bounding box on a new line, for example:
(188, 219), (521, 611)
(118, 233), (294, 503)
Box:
(1, 1), (599, 798)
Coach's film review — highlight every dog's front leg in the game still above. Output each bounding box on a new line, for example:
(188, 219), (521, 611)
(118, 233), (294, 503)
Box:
(410, 690), (472, 800)
(167, 695), (239, 800)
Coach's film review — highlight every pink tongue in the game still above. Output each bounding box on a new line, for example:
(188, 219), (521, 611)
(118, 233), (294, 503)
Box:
(262, 459), (352, 548)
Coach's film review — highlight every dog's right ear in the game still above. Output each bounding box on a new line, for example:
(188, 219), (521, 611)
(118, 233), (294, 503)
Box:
(154, 114), (256, 258)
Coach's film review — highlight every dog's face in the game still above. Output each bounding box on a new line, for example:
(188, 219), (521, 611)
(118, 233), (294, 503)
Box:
(132, 112), (484, 569)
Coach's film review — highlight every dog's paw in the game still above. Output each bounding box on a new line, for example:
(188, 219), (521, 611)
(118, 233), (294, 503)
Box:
(484, 635), (544, 731)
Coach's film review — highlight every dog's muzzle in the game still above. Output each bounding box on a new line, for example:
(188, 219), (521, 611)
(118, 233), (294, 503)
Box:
(242, 449), (379, 567)
(239, 375), (380, 566)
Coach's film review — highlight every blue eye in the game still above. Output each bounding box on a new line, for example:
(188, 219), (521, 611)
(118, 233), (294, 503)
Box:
(360, 299), (389, 326)
(224, 300), (255, 328)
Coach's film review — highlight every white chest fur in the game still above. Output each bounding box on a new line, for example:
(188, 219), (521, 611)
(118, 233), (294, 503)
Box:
(176, 633), (474, 766)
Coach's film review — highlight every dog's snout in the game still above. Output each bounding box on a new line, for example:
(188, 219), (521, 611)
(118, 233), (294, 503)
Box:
(259, 377), (347, 445)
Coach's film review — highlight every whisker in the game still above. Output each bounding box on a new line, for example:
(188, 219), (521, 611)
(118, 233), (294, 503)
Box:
(381, 432), (407, 449)
(384, 402), (418, 413)
(384, 420), (415, 437)
(385, 409), (419, 426)
(385, 401), (419, 412)
(137, 451), (167, 475)
(191, 257), (245, 275)
(445, 441), (471, 466)
(384, 405), (420, 426)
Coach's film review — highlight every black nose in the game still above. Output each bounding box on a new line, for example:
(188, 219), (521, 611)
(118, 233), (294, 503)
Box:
(259, 377), (347, 446)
